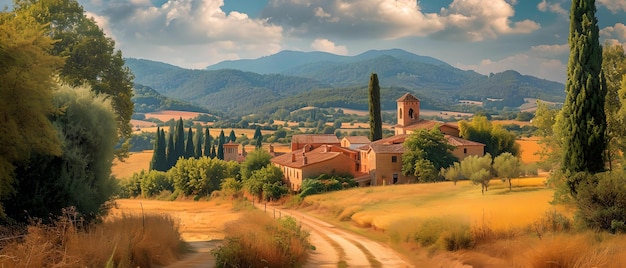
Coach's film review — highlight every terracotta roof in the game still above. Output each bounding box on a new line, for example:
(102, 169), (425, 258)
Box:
(291, 134), (340, 144)
(363, 134), (408, 154)
(271, 145), (345, 168)
(445, 135), (485, 147)
(399, 120), (459, 131)
(343, 136), (371, 144)
(396, 92), (420, 102)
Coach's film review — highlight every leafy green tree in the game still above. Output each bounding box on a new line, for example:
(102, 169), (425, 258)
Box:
(15, 0), (135, 158)
(7, 86), (118, 223)
(575, 171), (626, 232)
(241, 149), (272, 180)
(244, 165), (284, 201)
(402, 128), (457, 181)
(532, 101), (562, 170)
(0, 12), (63, 216)
(493, 152), (521, 191)
(139, 170), (173, 198)
(194, 125), (203, 159)
(441, 162), (463, 185)
(185, 127), (195, 158)
(204, 128), (213, 157)
(559, 0), (607, 187)
(368, 73), (383, 141)
(454, 154), (493, 195)
(228, 130), (237, 143)
(602, 42), (626, 168)
(459, 115), (519, 157)
(171, 157), (228, 196)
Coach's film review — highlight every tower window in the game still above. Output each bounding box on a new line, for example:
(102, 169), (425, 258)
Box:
(409, 108), (414, 119)
(399, 108), (403, 119)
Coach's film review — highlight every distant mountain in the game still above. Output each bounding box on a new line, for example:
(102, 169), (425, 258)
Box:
(125, 49), (566, 116)
(132, 84), (213, 114)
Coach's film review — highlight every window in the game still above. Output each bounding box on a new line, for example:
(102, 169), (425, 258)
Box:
(408, 108), (414, 119)
(464, 148), (467, 154)
(391, 156), (397, 163)
(399, 108), (403, 119)
(393, 174), (398, 184)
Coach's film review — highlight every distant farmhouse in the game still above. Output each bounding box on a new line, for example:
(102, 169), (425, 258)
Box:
(271, 93), (485, 191)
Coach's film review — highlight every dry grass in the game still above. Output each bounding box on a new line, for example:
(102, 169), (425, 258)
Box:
(0, 210), (183, 268)
(517, 138), (543, 163)
(111, 150), (153, 179)
(144, 110), (204, 122)
(211, 210), (309, 268)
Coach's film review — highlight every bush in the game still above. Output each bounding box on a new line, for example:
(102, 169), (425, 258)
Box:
(575, 171), (626, 232)
(409, 216), (474, 251)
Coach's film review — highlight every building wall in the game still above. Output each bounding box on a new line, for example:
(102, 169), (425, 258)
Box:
(224, 145), (238, 162)
(440, 125), (460, 137)
(368, 152), (413, 185)
(276, 154), (356, 192)
(451, 145), (485, 161)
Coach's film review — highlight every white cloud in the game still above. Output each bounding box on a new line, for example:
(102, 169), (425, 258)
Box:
(598, 0), (626, 13)
(537, 0), (568, 16)
(310, 38), (347, 55)
(89, 0), (283, 68)
(601, 23), (626, 41)
(455, 54), (567, 83)
(263, 0), (539, 42)
(530, 44), (568, 57)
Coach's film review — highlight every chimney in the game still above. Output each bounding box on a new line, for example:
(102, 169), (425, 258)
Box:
(303, 156), (308, 165)
(291, 153), (296, 162)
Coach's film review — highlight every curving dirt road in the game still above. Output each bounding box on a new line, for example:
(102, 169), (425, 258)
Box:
(256, 204), (413, 267)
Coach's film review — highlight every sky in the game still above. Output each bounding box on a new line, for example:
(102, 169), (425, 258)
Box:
(1, 0), (625, 83)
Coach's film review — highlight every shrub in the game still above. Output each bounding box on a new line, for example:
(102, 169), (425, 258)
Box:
(575, 171), (626, 232)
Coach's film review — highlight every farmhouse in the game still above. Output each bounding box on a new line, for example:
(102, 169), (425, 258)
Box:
(271, 92), (485, 189)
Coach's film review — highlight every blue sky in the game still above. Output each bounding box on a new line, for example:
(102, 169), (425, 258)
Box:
(1, 0), (625, 83)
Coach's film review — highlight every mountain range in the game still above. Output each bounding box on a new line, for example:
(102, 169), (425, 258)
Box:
(126, 49), (565, 116)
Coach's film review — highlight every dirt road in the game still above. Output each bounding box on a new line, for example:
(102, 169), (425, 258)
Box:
(256, 204), (413, 267)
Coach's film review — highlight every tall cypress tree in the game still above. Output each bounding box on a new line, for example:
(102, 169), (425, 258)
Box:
(561, 0), (606, 192)
(203, 128), (212, 157)
(149, 127), (160, 171)
(174, 117), (185, 160)
(368, 73), (383, 141)
(228, 129), (237, 143)
(150, 127), (167, 171)
(219, 129), (226, 145)
(210, 144), (217, 159)
(253, 126), (262, 140)
(166, 132), (176, 168)
(194, 125), (203, 159)
(217, 139), (225, 160)
(185, 127), (194, 158)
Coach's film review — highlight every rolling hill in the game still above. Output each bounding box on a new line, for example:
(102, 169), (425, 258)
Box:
(125, 49), (565, 116)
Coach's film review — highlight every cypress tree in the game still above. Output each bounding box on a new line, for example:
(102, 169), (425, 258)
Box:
(561, 0), (607, 192)
(253, 126), (262, 140)
(194, 125), (203, 159)
(203, 128), (212, 157)
(150, 127), (167, 171)
(174, 117), (185, 160)
(149, 127), (160, 171)
(217, 139), (224, 160)
(166, 132), (176, 168)
(368, 73), (383, 141)
(219, 129), (226, 145)
(210, 144), (217, 159)
(256, 135), (263, 149)
(185, 127), (194, 158)
(229, 129), (237, 143)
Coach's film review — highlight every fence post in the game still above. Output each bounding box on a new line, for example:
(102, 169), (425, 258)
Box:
(273, 208), (276, 219)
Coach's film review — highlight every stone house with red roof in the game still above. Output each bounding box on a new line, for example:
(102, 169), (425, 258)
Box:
(290, 134), (340, 152)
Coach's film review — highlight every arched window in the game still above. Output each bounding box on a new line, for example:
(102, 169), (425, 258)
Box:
(399, 108), (403, 119)
(408, 108), (414, 119)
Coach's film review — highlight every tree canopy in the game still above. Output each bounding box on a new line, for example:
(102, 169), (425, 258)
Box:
(402, 127), (457, 182)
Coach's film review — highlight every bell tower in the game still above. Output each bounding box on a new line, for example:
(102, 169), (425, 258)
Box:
(396, 93), (420, 127)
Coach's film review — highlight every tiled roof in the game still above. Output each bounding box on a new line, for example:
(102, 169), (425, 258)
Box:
(445, 135), (485, 147)
(291, 134), (340, 144)
(363, 134), (408, 154)
(397, 92), (420, 102)
(271, 145), (344, 168)
(343, 136), (371, 144)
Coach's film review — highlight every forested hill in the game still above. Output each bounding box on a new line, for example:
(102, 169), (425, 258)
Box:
(132, 84), (213, 114)
(125, 49), (565, 116)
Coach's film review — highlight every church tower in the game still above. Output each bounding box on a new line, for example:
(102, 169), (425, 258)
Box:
(396, 93), (420, 128)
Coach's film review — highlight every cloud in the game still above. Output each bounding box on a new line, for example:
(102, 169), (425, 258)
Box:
(530, 44), (568, 57)
(261, 0), (539, 42)
(598, 0), (626, 13)
(86, 0), (283, 68)
(455, 54), (567, 83)
(537, 0), (568, 16)
(310, 38), (347, 55)
(601, 23), (626, 41)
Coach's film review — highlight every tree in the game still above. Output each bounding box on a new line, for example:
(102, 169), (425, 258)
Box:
(459, 115), (520, 157)
(602, 42), (626, 168)
(150, 127), (167, 171)
(241, 149), (272, 180)
(194, 125), (203, 159)
(493, 152), (521, 191)
(185, 127), (195, 159)
(253, 126), (262, 140)
(244, 165), (285, 202)
(532, 101), (562, 170)
(0, 12), (63, 217)
(559, 0), (607, 187)
(174, 118), (185, 160)
(441, 162), (463, 185)
(217, 139), (225, 160)
(210, 144), (217, 159)
(368, 73), (383, 141)
(228, 130), (237, 143)
(15, 0), (135, 158)
(7, 86), (118, 223)
(204, 128), (212, 158)
(402, 128), (457, 181)
(459, 154), (493, 195)
(166, 132), (176, 168)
